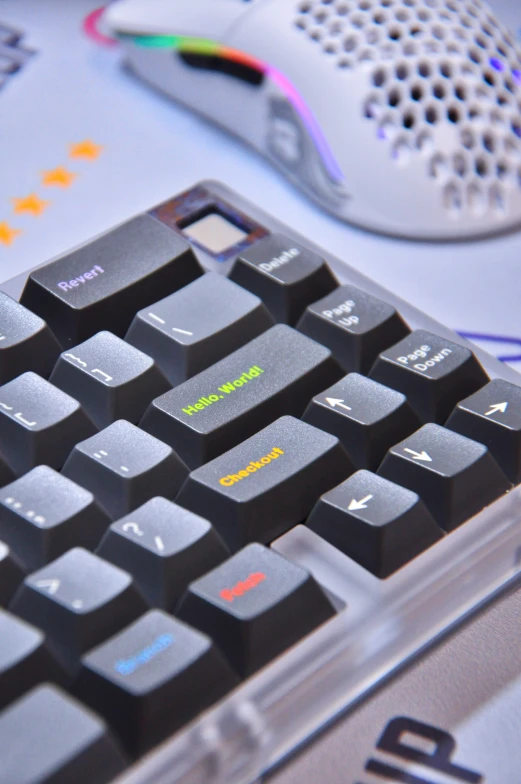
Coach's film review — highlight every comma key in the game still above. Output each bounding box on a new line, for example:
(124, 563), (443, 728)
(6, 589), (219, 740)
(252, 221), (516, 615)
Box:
(177, 543), (336, 677)
(20, 214), (203, 348)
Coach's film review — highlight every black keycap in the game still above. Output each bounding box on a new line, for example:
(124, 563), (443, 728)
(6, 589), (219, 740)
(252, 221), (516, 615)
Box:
(0, 466), (110, 571)
(0, 372), (96, 476)
(125, 272), (275, 386)
(62, 420), (188, 519)
(49, 331), (171, 429)
(303, 373), (421, 470)
(297, 284), (410, 374)
(10, 548), (147, 674)
(140, 324), (342, 469)
(378, 424), (511, 531)
(74, 610), (238, 756)
(0, 453), (15, 489)
(20, 214), (203, 347)
(177, 543), (335, 677)
(370, 330), (489, 424)
(0, 292), (60, 384)
(446, 379), (521, 484)
(306, 470), (442, 577)
(0, 685), (127, 784)
(0, 609), (66, 710)
(98, 498), (229, 611)
(177, 416), (353, 551)
(229, 233), (338, 325)
(0, 541), (24, 606)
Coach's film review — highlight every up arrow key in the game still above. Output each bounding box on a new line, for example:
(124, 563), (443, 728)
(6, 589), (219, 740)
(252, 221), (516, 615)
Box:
(485, 402), (508, 417)
(347, 493), (373, 511)
(325, 397), (352, 412)
(404, 448), (432, 462)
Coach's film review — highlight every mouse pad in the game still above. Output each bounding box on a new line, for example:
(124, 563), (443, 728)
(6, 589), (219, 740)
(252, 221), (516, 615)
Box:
(1, 0), (521, 369)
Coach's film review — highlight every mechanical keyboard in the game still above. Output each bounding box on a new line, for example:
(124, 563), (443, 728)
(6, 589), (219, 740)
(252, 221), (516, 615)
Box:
(1, 181), (521, 784)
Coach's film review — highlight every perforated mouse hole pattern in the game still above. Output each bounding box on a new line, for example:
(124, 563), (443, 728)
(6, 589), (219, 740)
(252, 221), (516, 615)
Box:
(294, 0), (521, 218)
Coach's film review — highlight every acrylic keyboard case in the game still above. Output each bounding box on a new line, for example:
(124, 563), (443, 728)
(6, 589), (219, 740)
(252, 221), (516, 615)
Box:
(2, 180), (521, 784)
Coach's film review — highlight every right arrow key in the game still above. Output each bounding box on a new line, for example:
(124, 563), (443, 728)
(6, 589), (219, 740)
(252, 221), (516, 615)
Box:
(378, 424), (511, 531)
(445, 379), (521, 484)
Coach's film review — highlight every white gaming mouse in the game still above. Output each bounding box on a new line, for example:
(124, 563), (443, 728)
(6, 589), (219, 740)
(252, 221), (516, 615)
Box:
(104, 0), (521, 241)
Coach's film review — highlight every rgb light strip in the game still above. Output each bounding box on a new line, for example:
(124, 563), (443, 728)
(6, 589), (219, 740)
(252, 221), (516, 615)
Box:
(118, 32), (345, 183)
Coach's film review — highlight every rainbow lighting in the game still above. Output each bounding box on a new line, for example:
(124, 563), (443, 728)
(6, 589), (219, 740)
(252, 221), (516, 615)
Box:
(118, 32), (345, 183)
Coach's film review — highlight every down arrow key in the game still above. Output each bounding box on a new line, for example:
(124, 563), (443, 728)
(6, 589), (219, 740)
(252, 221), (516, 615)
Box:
(378, 423), (511, 531)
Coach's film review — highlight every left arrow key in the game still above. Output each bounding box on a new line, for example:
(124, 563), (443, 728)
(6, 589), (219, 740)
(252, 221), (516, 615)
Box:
(307, 471), (442, 577)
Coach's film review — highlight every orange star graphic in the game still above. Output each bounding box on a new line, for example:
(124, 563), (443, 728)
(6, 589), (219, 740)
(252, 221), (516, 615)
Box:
(41, 167), (77, 188)
(69, 140), (103, 160)
(0, 222), (22, 246)
(12, 193), (50, 217)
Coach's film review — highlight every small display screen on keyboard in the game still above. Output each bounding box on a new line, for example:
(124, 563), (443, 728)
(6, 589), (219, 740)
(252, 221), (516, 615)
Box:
(0, 183), (518, 784)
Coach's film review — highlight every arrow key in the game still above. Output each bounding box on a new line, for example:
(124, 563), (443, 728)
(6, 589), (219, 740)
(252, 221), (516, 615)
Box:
(303, 374), (421, 470)
(307, 470), (442, 577)
(446, 379), (521, 484)
(9, 548), (147, 675)
(378, 424), (511, 531)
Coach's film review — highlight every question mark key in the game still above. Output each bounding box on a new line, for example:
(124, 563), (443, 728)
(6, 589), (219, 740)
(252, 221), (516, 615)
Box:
(97, 497), (229, 612)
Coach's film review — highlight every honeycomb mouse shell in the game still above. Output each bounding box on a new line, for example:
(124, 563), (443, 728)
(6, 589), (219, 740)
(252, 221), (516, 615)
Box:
(107, 0), (521, 241)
